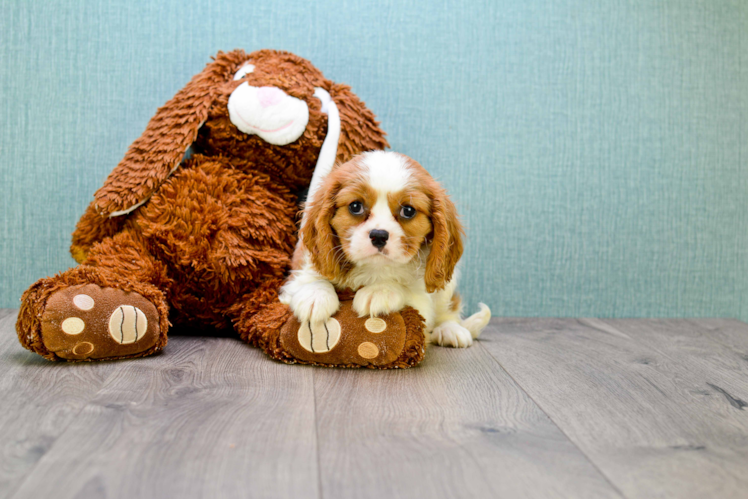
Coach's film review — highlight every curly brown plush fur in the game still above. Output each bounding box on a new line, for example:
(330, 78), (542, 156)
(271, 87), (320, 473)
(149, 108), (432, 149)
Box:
(17, 49), (389, 362)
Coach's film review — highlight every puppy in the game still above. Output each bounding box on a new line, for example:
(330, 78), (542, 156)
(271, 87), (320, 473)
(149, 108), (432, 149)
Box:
(280, 151), (490, 347)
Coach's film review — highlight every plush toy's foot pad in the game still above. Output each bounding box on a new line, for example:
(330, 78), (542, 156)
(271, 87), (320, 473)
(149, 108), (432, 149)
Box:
(280, 300), (407, 367)
(40, 284), (160, 360)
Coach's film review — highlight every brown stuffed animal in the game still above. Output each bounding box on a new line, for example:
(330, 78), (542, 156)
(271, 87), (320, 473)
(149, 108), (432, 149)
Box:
(16, 49), (393, 362)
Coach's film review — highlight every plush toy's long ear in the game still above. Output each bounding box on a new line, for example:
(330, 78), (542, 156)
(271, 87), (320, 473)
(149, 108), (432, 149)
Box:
(326, 82), (389, 164)
(94, 51), (242, 217)
(424, 190), (464, 293)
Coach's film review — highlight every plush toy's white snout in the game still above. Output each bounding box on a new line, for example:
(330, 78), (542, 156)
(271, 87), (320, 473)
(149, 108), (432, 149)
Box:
(227, 63), (341, 213)
(228, 83), (309, 145)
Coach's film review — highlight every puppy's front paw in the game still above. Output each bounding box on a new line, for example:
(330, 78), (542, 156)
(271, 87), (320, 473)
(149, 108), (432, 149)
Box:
(353, 285), (405, 317)
(430, 321), (473, 348)
(283, 281), (340, 324)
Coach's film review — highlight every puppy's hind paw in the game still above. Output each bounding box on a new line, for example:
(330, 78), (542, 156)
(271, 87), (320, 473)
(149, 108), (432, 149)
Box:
(430, 321), (473, 348)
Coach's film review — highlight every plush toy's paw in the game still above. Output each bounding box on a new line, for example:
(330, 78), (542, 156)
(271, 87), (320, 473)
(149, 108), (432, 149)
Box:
(276, 298), (425, 368)
(40, 284), (161, 360)
(281, 280), (340, 324)
(430, 321), (474, 348)
(352, 284), (405, 318)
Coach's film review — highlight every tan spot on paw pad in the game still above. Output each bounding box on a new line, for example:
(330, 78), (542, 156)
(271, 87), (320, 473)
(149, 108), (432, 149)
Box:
(72, 294), (95, 311)
(364, 317), (387, 333)
(72, 342), (94, 356)
(61, 317), (85, 335)
(358, 342), (379, 359)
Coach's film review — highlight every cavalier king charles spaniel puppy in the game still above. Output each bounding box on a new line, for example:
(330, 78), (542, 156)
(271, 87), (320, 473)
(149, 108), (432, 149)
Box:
(280, 151), (491, 347)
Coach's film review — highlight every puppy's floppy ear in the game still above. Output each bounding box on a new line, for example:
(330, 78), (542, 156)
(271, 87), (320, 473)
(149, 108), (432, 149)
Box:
(94, 50), (247, 217)
(300, 173), (345, 280)
(424, 188), (464, 293)
(326, 82), (389, 163)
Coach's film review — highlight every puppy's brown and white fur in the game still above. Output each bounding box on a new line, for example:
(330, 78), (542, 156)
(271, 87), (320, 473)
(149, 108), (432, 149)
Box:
(280, 151), (490, 347)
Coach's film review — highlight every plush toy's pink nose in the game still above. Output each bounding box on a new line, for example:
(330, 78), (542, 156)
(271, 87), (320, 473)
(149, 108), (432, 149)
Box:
(257, 86), (285, 108)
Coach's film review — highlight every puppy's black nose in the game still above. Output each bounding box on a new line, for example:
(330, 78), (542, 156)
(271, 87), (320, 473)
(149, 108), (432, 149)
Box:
(369, 229), (389, 249)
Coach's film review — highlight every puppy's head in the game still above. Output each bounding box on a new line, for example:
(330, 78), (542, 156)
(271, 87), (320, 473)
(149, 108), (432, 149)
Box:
(302, 152), (463, 292)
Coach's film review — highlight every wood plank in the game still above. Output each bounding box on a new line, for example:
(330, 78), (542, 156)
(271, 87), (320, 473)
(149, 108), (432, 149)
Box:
(0, 310), (115, 498)
(482, 318), (748, 498)
(313, 341), (620, 498)
(603, 318), (748, 409)
(682, 318), (748, 357)
(11, 336), (319, 498)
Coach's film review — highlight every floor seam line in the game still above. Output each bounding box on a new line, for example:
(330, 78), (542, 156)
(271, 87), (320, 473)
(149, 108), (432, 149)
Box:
(477, 335), (627, 498)
(312, 368), (324, 499)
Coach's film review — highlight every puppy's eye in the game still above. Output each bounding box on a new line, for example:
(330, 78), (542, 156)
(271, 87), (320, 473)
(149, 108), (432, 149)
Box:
(399, 205), (416, 219)
(349, 201), (365, 215)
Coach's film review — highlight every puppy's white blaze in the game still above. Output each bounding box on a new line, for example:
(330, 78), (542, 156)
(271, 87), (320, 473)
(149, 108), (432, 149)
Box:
(361, 151), (412, 193)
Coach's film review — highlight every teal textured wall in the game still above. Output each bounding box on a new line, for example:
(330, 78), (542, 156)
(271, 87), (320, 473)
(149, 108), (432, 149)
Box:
(1, 0), (746, 319)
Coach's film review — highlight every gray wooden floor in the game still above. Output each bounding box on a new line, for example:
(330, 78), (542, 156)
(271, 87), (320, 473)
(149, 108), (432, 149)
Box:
(2, 309), (748, 498)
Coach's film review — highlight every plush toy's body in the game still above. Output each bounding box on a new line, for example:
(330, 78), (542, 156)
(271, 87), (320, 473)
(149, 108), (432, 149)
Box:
(17, 49), (402, 363)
